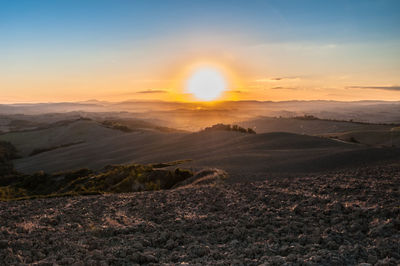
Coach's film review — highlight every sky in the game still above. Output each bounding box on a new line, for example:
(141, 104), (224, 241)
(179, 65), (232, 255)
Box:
(1, 0), (400, 103)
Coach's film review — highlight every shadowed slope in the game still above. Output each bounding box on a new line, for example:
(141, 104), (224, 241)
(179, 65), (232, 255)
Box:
(13, 130), (400, 181)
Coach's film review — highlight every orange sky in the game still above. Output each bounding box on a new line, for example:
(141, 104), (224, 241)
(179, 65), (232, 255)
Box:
(1, 1), (400, 103)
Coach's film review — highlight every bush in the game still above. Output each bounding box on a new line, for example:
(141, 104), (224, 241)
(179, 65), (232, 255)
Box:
(0, 161), (195, 201)
(0, 141), (18, 177)
(0, 141), (18, 161)
(19, 171), (50, 190)
(61, 168), (94, 182)
(204, 124), (256, 134)
(295, 115), (318, 120)
(247, 128), (256, 134)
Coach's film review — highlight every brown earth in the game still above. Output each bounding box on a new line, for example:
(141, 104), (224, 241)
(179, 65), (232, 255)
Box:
(0, 165), (399, 265)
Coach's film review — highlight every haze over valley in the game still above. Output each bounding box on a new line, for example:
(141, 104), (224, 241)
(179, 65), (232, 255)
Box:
(1, 101), (400, 178)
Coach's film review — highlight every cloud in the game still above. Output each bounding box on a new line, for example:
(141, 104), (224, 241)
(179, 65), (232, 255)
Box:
(254, 77), (301, 83)
(229, 90), (244, 93)
(136, 89), (168, 94)
(347, 86), (400, 91)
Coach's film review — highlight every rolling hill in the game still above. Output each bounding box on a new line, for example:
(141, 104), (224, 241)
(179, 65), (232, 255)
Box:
(12, 129), (400, 182)
(237, 116), (394, 135)
(0, 119), (126, 156)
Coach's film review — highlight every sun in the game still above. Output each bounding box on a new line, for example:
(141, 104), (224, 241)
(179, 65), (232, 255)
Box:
(186, 67), (227, 101)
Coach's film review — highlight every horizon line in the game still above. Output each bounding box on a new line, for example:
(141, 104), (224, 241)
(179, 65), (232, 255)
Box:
(1, 99), (400, 105)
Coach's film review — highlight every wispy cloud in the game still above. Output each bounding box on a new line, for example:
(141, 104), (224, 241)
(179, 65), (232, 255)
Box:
(347, 86), (400, 91)
(254, 77), (301, 83)
(136, 89), (169, 94)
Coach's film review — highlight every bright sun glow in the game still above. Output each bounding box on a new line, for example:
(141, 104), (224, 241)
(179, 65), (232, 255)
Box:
(186, 67), (227, 101)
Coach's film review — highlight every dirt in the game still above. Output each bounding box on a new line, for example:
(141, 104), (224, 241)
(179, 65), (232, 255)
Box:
(0, 165), (399, 265)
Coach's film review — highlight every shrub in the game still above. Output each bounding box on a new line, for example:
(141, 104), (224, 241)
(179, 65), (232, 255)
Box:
(0, 141), (18, 161)
(0, 141), (19, 183)
(204, 124), (256, 134)
(247, 128), (256, 134)
(0, 161), (194, 201)
(62, 168), (94, 182)
(19, 171), (49, 190)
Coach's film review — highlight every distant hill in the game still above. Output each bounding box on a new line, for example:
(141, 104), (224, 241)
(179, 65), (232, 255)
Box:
(0, 119), (126, 156)
(238, 116), (394, 135)
(0, 117), (181, 157)
(2, 100), (400, 125)
(100, 118), (186, 133)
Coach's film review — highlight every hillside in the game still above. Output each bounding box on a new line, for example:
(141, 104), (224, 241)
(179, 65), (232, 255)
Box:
(328, 130), (400, 147)
(0, 117), (181, 157)
(13, 130), (400, 181)
(0, 119), (126, 157)
(0, 139), (227, 201)
(238, 116), (394, 135)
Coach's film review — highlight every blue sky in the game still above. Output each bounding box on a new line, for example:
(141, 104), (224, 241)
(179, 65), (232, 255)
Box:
(1, 0), (400, 102)
(2, 0), (399, 44)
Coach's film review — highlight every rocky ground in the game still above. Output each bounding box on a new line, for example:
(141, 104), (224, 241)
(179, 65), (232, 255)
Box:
(0, 165), (399, 265)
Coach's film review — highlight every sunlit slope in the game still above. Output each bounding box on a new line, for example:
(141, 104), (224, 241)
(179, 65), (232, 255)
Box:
(0, 120), (126, 156)
(14, 130), (400, 181)
(0, 117), (182, 157)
